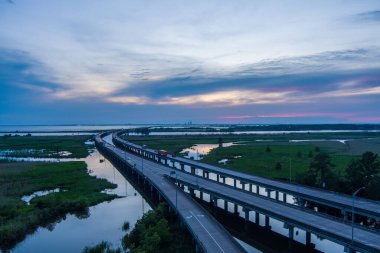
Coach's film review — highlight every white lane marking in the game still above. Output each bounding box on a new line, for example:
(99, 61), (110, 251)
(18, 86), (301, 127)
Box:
(189, 211), (225, 253)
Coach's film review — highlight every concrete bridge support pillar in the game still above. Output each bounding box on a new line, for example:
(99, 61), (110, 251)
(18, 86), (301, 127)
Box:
(243, 207), (250, 231)
(266, 189), (271, 198)
(234, 203), (238, 214)
(249, 184), (252, 192)
(275, 191), (279, 200)
(287, 224), (294, 240)
(224, 200), (228, 211)
(345, 247), (356, 253)
(191, 167), (195, 175)
(189, 188), (195, 197)
(255, 185), (259, 194)
(234, 179), (237, 188)
(241, 182), (246, 190)
(255, 212), (260, 225)
(265, 215), (270, 229)
(342, 210), (348, 221)
(216, 174), (220, 182)
(221, 176), (226, 184)
(283, 193), (287, 203)
(164, 159), (168, 165)
(306, 231), (312, 247)
(243, 208), (250, 221)
(200, 191), (203, 200)
(212, 196), (218, 208)
(180, 164), (184, 171)
(287, 224), (295, 250)
(150, 185), (154, 198)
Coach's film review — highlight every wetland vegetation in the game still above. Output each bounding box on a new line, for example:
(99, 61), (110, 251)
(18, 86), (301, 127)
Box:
(83, 203), (194, 253)
(0, 135), (92, 158)
(0, 161), (117, 250)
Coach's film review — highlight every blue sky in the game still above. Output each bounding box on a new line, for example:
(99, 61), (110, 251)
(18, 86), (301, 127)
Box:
(1, 0), (380, 124)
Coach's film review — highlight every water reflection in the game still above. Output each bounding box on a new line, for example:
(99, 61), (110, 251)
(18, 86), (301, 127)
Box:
(21, 188), (61, 205)
(11, 150), (151, 253)
(0, 157), (83, 162)
(180, 142), (239, 160)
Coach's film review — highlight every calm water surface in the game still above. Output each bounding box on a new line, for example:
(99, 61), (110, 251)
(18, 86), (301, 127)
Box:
(11, 150), (151, 253)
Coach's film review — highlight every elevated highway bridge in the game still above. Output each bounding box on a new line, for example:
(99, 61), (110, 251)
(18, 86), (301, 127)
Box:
(95, 132), (380, 253)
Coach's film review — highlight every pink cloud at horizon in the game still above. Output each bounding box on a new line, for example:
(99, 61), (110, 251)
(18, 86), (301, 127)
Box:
(345, 116), (380, 123)
(221, 112), (353, 119)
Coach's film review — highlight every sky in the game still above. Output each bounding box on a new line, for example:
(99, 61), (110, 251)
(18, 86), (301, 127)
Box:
(1, 0), (380, 125)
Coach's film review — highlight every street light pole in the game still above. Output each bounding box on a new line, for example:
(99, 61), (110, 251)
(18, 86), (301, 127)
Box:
(351, 186), (365, 248)
(196, 168), (199, 187)
(170, 171), (178, 212)
(175, 173), (178, 211)
(141, 145), (145, 177)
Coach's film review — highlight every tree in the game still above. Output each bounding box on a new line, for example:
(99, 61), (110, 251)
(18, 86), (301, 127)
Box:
(218, 137), (223, 148)
(296, 170), (317, 187)
(361, 152), (380, 182)
(275, 162), (282, 171)
(265, 146), (271, 153)
(345, 159), (365, 191)
(345, 152), (380, 191)
(309, 152), (335, 188)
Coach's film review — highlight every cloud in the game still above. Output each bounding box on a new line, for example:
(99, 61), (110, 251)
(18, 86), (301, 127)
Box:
(322, 86), (380, 98)
(107, 89), (294, 106)
(356, 10), (380, 22)
(106, 96), (150, 105)
(157, 89), (294, 106)
(0, 48), (62, 96)
(1, 1), (380, 124)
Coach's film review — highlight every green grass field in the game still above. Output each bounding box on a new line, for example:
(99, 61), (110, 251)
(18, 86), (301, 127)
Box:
(202, 143), (354, 180)
(0, 135), (93, 158)
(0, 161), (117, 250)
(123, 134), (380, 180)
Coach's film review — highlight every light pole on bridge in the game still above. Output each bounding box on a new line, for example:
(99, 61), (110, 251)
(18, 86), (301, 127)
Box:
(351, 186), (365, 249)
(170, 170), (178, 212)
(141, 145), (146, 177)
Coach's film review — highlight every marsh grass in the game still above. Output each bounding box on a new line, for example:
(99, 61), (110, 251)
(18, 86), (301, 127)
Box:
(0, 161), (117, 250)
(0, 135), (93, 158)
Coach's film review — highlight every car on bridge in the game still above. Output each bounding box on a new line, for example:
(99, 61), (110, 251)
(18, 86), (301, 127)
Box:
(158, 150), (169, 156)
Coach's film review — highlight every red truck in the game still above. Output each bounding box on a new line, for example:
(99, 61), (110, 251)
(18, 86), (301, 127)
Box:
(158, 150), (169, 156)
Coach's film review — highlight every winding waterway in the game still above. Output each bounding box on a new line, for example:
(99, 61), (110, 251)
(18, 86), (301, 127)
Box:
(11, 149), (151, 253)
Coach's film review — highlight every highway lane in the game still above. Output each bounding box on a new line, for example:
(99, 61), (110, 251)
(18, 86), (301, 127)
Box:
(110, 142), (380, 253)
(100, 139), (247, 253)
(115, 133), (380, 220)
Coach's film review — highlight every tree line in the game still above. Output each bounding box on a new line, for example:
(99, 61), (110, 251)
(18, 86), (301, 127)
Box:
(297, 151), (380, 200)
